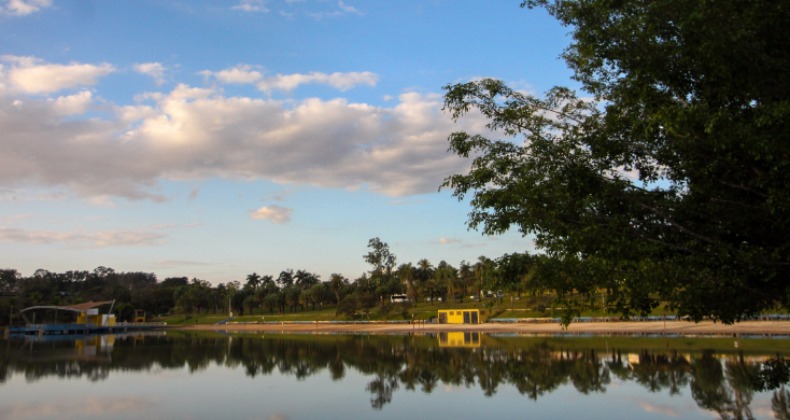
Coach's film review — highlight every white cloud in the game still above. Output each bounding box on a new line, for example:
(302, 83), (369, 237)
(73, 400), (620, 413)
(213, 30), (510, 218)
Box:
(202, 65), (263, 84)
(1, 0), (51, 16)
(134, 62), (166, 86)
(0, 227), (164, 247)
(0, 58), (484, 201)
(1, 55), (114, 94)
(250, 205), (292, 224)
(49, 91), (93, 116)
(232, 0), (268, 13)
(338, 1), (361, 15)
(199, 67), (378, 93)
(307, 1), (363, 20)
(91, 230), (165, 247)
(257, 71), (378, 93)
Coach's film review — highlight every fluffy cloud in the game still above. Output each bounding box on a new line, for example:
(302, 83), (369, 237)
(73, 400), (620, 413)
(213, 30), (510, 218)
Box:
(134, 62), (166, 86)
(1, 55), (114, 94)
(202, 65), (263, 84)
(1, 0), (51, 16)
(202, 66), (377, 93)
(257, 71), (378, 93)
(0, 58), (486, 201)
(49, 91), (94, 116)
(250, 205), (292, 224)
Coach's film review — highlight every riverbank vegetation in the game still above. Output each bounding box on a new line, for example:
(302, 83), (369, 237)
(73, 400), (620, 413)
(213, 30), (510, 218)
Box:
(2, 236), (788, 326)
(1, 240), (658, 326)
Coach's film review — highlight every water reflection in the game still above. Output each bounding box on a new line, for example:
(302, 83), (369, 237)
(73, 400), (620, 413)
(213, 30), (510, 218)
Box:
(1, 332), (789, 417)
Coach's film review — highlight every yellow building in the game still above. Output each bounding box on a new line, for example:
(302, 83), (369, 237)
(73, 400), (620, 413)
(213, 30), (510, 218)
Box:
(437, 309), (480, 324)
(75, 306), (117, 327)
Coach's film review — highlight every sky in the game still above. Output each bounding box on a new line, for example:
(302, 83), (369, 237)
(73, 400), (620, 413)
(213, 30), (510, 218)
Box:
(0, 0), (576, 284)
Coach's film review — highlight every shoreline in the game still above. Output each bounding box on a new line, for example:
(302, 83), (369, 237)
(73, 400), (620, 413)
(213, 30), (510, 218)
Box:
(174, 320), (790, 337)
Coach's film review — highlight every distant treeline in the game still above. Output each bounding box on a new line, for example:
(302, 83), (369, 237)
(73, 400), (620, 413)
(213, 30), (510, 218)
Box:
(0, 242), (549, 324)
(14, 234), (768, 326)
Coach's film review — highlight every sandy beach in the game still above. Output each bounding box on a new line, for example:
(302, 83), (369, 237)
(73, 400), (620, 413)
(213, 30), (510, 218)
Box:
(175, 320), (790, 336)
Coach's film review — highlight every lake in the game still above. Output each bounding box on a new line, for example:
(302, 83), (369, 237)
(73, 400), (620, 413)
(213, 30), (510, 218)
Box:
(1, 331), (789, 419)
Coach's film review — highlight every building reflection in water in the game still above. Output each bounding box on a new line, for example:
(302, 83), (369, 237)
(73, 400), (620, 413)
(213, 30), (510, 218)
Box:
(1, 331), (789, 417)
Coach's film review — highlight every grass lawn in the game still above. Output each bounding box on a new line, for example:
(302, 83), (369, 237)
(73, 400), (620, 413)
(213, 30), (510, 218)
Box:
(157, 298), (587, 325)
(157, 294), (788, 325)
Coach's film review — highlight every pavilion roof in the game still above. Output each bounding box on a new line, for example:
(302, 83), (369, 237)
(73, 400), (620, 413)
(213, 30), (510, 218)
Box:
(18, 300), (115, 314)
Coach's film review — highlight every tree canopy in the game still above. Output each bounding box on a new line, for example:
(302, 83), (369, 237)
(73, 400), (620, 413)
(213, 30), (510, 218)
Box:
(442, 0), (790, 322)
(364, 237), (397, 278)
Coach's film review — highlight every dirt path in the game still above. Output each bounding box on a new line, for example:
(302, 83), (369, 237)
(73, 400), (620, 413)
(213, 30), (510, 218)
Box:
(174, 320), (790, 336)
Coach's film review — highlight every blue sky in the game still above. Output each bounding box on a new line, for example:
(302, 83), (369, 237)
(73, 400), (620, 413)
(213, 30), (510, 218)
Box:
(0, 0), (575, 284)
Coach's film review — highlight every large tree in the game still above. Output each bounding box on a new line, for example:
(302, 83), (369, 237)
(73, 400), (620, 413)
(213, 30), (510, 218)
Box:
(0, 269), (19, 295)
(363, 237), (397, 283)
(442, 0), (790, 322)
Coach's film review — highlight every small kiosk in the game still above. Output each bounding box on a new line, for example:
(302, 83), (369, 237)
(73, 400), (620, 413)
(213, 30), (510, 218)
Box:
(437, 309), (480, 324)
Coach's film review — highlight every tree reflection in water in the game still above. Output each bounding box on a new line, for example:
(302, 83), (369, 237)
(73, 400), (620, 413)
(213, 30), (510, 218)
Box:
(1, 332), (789, 415)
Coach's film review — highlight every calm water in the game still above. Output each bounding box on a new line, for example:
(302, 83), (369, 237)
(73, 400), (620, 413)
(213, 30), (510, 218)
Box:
(1, 331), (790, 419)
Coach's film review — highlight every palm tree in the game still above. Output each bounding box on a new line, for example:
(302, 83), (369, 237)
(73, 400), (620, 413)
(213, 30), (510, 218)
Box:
(277, 269), (294, 287)
(260, 275), (274, 289)
(474, 256), (495, 298)
(396, 263), (416, 302)
(459, 261), (474, 302)
(435, 261), (458, 303)
(295, 269), (320, 289)
(415, 259), (434, 302)
(245, 272), (261, 290)
(328, 273), (347, 306)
